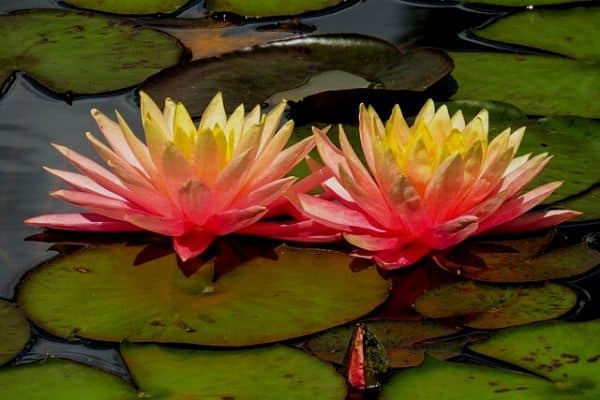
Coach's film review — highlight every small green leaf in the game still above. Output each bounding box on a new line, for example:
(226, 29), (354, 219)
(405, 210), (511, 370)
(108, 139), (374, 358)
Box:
(122, 343), (346, 399)
(0, 300), (30, 366)
(19, 244), (389, 346)
(414, 281), (577, 329)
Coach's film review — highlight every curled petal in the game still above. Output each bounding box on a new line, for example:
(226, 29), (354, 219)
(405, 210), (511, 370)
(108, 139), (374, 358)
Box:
(25, 213), (141, 232)
(488, 209), (582, 234)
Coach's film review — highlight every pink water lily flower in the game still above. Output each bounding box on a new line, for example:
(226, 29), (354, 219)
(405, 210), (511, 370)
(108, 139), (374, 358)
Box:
(289, 100), (581, 269)
(26, 92), (338, 261)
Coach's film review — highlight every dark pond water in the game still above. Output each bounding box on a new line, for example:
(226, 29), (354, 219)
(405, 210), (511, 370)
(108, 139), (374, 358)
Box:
(0, 0), (599, 398)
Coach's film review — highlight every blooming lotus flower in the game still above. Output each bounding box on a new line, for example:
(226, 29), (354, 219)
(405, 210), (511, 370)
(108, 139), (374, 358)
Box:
(26, 92), (338, 261)
(289, 100), (581, 269)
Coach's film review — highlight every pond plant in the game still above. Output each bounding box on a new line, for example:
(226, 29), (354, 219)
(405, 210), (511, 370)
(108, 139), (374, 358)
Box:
(0, 0), (598, 399)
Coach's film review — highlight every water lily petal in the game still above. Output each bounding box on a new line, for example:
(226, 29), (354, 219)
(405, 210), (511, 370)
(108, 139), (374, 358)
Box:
(198, 92), (226, 132)
(488, 209), (582, 234)
(205, 206), (269, 235)
(173, 230), (216, 262)
(25, 213), (141, 232)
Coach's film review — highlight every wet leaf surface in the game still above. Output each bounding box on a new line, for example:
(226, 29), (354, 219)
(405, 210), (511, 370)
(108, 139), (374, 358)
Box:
(414, 281), (577, 329)
(207, 0), (346, 17)
(381, 320), (600, 400)
(0, 9), (183, 95)
(434, 234), (600, 282)
(459, 0), (588, 5)
(0, 300), (30, 366)
(450, 52), (600, 118)
(305, 320), (462, 368)
(474, 7), (600, 62)
(63, 0), (190, 15)
(122, 343), (346, 399)
(141, 34), (453, 117)
(0, 358), (137, 399)
(18, 244), (389, 346)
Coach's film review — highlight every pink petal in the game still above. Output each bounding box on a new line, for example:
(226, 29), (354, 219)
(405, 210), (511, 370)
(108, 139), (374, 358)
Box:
(487, 209), (581, 234)
(388, 175), (426, 235)
(24, 213), (141, 232)
(124, 214), (186, 236)
(51, 189), (140, 221)
(424, 215), (479, 249)
(423, 153), (464, 223)
(204, 206), (269, 235)
(288, 192), (383, 233)
(173, 231), (216, 261)
(44, 167), (124, 200)
(370, 242), (431, 270)
(234, 177), (296, 209)
(238, 219), (342, 242)
(476, 181), (563, 234)
(178, 181), (211, 225)
(499, 153), (550, 199)
(358, 104), (377, 176)
(344, 233), (412, 251)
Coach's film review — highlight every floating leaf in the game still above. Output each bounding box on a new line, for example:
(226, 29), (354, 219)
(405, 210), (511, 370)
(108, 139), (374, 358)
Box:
(459, 0), (588, 5)
(554, 186), (600, 221)
(434, 234), (600, 282)
(0, 10), (183, 95)
(19, 244), (389, 346)
(381, 320), (600, 400)
(0, 300), (30, 366)
(305, 320), (461, 368)
(474, 7), (599, 62)
(414, 281), (577, 329)
(450, 52), (600, 118)
(141, 34), (453, 117)
(0, 358), (137, 399)
(123, 343), (346, 399)
(63, 0), (190, 15)
(207, 0), (346, 17)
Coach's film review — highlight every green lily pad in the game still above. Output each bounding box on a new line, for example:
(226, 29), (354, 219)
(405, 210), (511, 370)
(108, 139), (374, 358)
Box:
(305, 320), (462, 368)
(0, 300), (30, 366)
(474, 7), (599, 62)
(0, 358), (137, 400)
(64, 0), (190, 15)
(207, 0), (345, 17)
(141, 34), (453, 117)
(0, 9), (183, 95)
(460, 0), (588, 6)
(471, 320), (600, 382)
(381, 320), (600, 400)
(414, 281), (577, 329)
(554, 186), (600, 220)
(121, 343), (346, 399)
(18, 244), (389, 346)
(434, 234), (600, 282)
(450, 52), (600, 118)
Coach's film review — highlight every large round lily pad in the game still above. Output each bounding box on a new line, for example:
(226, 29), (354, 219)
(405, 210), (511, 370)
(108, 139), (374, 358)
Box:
(414, 281), (577, 329)
(450, 52), (600, 118)
(0, 9), (183, 95)
(305, 320), (462, 368)
(434, 234), (600, 282)
(64, 0), (190, 15)
(121, 344), (346, 399)
(18, 244), (389, 346)
(0, 358), (137, 400)
(141, 34), (453, 116)
(474, 7), (599, 62)
(0, 300), (30, 366)
(381, 320), (600, 399)
(207, 0), (346, 17)
(555, 186), (600, 220)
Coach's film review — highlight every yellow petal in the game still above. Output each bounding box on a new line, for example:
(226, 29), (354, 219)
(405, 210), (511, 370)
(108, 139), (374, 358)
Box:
(385, 104), (411, 145)
(223, 103), (244, 158)
(428, 104), (451, 143)
(450, 110), (465, 131)
(198, 92), (227, 132)
(140, 91), (168, 136)
(412, 98), (435, 129)
(163, 97), (176, 139)
(258, 100), (287, 154)
(173, 102), (196, 159)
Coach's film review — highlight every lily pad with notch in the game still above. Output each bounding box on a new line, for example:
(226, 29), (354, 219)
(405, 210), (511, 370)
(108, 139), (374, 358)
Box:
(381, 320), (600, 399)
(434, 233), (600, 282)
(0, 9), (184, 96)
(414, 281), (577, 329)
(141, 34), (454, 117)
(18, 244), (389, 347)
(63, 0), (191, 15)
(121, 343), (346, 399)
(0, 300), (30, 366)
(305, 320), (464, 368)
(473, 7), (600, 62)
